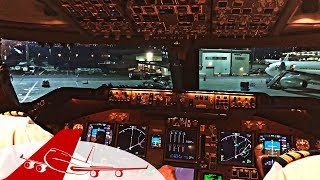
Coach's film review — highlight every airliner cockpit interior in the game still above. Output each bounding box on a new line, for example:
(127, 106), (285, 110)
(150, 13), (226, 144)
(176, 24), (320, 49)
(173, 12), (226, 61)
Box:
(1, 0), (320, 179)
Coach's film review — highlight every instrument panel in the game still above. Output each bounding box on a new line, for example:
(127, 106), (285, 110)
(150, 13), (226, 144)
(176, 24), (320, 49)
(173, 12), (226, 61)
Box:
(58, 86), (315, 180)
(70, 109), (316, 180)
(29, 87), (319, 180)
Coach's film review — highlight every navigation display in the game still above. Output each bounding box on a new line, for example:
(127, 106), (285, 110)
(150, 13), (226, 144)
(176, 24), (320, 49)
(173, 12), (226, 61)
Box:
(165, 128), (198, 162)
(175, 167), (195, 180)
(117, 124), (147, 157)
(219, 131), (253, 165)
(258, 134), (291, 166)
(86, 122), (114, 146)
(203, 173), (223, 180)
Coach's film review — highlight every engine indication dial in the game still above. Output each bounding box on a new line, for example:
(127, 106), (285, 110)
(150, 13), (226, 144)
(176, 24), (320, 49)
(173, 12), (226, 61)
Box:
(219, 132), (253, 165)
(295, 139), (310, 151)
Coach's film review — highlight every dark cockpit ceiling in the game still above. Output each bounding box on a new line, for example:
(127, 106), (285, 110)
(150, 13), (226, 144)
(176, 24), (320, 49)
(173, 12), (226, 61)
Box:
(0, 0), (320, 48)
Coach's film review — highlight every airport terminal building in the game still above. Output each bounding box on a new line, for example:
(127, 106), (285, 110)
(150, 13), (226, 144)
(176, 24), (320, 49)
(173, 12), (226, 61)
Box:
(199, 49), (251, 77)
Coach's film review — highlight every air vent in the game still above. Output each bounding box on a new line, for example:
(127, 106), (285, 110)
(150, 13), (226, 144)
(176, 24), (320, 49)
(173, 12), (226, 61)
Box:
(243, 8), (252, 14)
(218, 1), (228, 7)
(232, 9), (241, 14)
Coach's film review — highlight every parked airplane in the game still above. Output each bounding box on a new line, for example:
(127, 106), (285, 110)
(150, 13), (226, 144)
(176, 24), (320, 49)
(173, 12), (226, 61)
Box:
(264, 54), (290, 64)
(265, 58), (320, 89)
(5, 129), (149, 179)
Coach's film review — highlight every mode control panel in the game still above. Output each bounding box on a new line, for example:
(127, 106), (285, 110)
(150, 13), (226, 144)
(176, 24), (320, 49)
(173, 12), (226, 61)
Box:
(131, 91), (153, 105)
(106, 88), (257, 111)
(230, 95), (256, 109)
(108, 89), (131, 103)
(131, 90), (177, 107)
(180, 92), (215, 110)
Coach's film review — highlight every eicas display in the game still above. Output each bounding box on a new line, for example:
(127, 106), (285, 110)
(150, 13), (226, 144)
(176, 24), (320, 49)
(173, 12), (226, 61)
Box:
(219, 132), (253, 165)
(258, 134), (291, 166)
(203, 173), (223, 180)
(165, 128), (198, 162)
(117, 124), (147, 157)
(86, 122), (114, 146)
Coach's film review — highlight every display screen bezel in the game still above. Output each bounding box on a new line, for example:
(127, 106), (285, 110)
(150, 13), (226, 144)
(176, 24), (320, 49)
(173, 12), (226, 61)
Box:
(258, 133), (293, 167)
(174, 166), (196, 180)
(202, 172), (224, 180)
(164, 127), (199, 163)
(218, 131), (254, 166)
(151, 134), (163, 149)
(85, 121), (116, 146)
(116, 123), (148, 158)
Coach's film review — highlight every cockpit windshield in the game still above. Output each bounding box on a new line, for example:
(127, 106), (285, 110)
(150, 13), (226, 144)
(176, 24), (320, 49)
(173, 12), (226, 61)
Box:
(2, 39), (320, 102)
(199, 47), (320, 99)
(1, 39), (172, 102)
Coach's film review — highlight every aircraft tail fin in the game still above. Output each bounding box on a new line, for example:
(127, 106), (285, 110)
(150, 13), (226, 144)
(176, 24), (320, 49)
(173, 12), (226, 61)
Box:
(5, 129), (82, 180)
